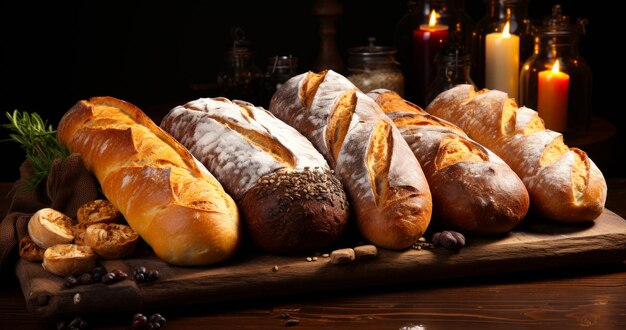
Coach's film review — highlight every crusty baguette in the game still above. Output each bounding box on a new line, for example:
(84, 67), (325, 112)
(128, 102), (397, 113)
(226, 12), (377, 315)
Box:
(368, 89), (529, 235)
(57, 97), (240, 265)
(426, 85), (607, 222)
(269, 70), (432, 249)
(160, 97), (349, 254)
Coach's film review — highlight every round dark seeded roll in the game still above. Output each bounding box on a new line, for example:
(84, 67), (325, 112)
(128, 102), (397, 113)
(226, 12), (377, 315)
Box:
(240, 168), (348, 254)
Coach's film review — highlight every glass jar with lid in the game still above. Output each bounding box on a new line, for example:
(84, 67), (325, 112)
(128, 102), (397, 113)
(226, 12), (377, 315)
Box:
(426, 42), (476, 105)
(519, 5), (591, 138)
(261, 55), (299, 107)
(347, 38), (404, 96)
(217, 27), (264, 104)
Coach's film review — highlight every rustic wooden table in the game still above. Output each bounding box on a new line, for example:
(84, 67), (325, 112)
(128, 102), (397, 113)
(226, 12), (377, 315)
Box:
(1, 179), (625, 329)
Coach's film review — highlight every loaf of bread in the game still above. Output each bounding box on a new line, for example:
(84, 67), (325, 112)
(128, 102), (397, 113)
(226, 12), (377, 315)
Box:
(160, 97), (349, 254)
(57, 97), (240, 265)
(269, 70), (432, 249)
(426, 85), (607, 222)
(368, 89), (529, 235)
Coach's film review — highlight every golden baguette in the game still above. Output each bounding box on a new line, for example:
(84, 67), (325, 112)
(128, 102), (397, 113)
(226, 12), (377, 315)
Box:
(57, 97), (240, 265)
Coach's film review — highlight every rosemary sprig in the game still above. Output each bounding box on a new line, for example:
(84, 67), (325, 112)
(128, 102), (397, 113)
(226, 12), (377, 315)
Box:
(2, 110), (70, 190)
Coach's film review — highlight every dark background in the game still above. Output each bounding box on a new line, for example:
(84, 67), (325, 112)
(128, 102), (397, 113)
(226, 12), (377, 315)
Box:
(1, 0), (622, 183)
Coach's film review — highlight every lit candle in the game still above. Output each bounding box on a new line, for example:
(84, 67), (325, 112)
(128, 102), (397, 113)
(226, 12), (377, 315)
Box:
(412, 9), (448, 105)
(538, 59), (570, 132)
(485, 22), (519, 100)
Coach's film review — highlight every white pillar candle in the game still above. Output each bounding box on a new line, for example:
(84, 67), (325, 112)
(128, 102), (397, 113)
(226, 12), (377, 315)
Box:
(485, 22), (519, 101)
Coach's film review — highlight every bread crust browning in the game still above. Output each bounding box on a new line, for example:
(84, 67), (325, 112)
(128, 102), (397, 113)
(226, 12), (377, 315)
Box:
(270, 70), (432, 249)
(160, 97), (349, 254)
(42, 244), (97, 277)
(369, 89), (529, 235)
(426, 85), (606, 222)
(57, 97), (240, 265)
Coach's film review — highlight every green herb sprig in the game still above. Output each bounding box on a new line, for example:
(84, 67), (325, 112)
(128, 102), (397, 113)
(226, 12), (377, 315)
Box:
(2, 110), (70, 190)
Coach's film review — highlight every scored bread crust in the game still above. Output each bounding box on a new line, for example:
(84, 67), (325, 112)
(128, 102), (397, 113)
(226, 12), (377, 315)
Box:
(269, 70), (432, 249)
(160, 98), (349, 254)
(426, 85), (607, 222)
(368, 89), (529, 235)
(57, 97), (240, 265)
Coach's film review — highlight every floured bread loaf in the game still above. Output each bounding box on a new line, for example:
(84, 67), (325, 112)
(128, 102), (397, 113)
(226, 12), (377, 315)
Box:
(268, 70), (432, 249)
(369, 89), (529, 235)
(160, 97), (349, 254)
(427, 85), (607, 222)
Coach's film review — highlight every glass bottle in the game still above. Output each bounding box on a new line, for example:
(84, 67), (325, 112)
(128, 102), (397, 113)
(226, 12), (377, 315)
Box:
(471, 0), (533, 90)
(426, 42), (476, 105)
(519, 5), (591, 138)
(394, 0), (451, 106)
(347, 38), (404, 96)
(217, 27), (263, 104)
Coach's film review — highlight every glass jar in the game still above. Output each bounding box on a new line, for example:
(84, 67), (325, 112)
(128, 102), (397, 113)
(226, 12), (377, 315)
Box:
(261, 55), (299, 107)
(217, 27), (263, 104)
(394, 0), (451, 105)
(519, 5), (591, 138)
(426, 43), (476, 105)
(471, 0), (533, 91)
(347, 38), (404, 96)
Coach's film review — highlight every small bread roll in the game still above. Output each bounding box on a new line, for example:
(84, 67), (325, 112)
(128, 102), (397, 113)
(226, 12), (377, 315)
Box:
(18, 235), (45, 262)
(28, 208), (74, 249)
(77, 199), (123, 225)
(84, 223), (139, 259)
(71, 223), (90, 245)
(42, 244), (97, 277)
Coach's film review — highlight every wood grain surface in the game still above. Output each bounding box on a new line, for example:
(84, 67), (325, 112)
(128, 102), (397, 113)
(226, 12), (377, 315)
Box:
(13, 209), (626, 319)
(2, 181), (626, 329)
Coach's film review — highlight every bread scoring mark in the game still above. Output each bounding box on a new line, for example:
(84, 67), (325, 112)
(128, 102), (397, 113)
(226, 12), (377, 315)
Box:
(435, 136), (487, 171)
(501, 98), (518, 136)
(570, 148), (590, 203)
(302, 70), (328, 109)
(539, 135), (569, 168)
(515, 107), (545, 134)
(326, 90), (357, 163)
(372, 90), (426, 115)
(367, 121), (392, 207)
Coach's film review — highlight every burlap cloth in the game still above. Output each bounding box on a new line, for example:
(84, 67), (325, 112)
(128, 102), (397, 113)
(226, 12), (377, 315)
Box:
(0, 154), (100, 271)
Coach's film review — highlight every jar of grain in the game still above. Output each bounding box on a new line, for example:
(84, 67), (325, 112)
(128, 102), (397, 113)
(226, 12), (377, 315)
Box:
(347, 38), (404, 96)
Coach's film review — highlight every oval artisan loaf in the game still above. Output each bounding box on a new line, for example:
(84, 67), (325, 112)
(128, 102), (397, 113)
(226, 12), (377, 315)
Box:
(426, 85), (607, 222)
(368, 89), (529, 235)
(160, 97), (349, 254)
(269, 70), (432, 249)
(57, 96), (240, 265)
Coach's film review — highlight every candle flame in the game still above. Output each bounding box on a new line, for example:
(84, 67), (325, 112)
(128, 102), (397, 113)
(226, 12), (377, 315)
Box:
(428, 10), (437, 27)
(502, 22), (511, 37)
(552, 59), (561, 73)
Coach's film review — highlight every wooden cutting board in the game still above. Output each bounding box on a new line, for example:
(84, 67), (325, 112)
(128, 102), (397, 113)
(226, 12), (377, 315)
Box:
(15, 209), (626, 318)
